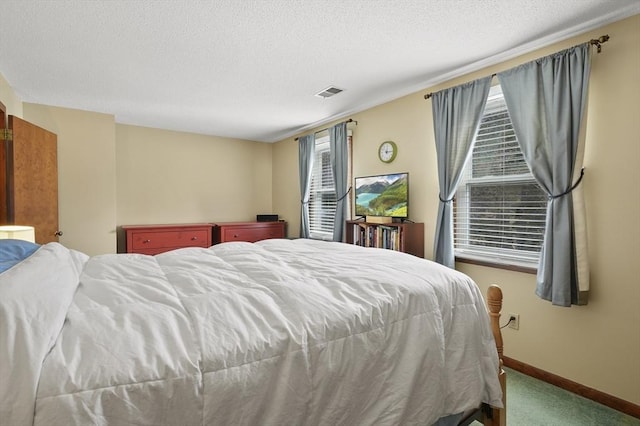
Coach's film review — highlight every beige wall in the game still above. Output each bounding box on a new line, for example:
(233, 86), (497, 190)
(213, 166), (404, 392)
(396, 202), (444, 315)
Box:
(0, 73), (23, 117)
(273, 15), (640, 405)
(22, 104), (117, 255)
(273, 93), (436, 244)
(115, 124), (273, 251)
(1, 96), (273, 255)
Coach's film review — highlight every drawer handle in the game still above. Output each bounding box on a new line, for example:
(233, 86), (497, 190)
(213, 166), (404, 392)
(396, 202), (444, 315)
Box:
(143, 239), (151, 244)
(233, 234), (239, 238)
(191, 236), (198, 240)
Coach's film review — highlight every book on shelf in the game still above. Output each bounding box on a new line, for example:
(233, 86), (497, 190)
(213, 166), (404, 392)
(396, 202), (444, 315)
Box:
(346, 220), (424, 258)
(351, 223), (402, 251)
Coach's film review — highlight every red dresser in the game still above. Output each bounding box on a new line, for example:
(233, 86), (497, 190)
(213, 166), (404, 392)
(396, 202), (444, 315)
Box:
(123, 223), (213, 255)
(213, 221), (286, 243)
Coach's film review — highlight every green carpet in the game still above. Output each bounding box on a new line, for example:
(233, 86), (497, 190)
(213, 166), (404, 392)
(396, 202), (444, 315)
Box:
(474, 368), (640, 425)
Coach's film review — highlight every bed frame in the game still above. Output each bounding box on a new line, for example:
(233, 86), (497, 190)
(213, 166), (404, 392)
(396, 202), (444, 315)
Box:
(460, 284), (507, 426)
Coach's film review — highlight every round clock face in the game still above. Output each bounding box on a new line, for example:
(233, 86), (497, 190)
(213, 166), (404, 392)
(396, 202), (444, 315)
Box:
(378, 141), (397, 163)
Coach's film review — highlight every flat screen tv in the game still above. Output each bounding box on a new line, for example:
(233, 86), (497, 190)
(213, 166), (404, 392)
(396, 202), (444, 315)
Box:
(354, 172), (408, 218)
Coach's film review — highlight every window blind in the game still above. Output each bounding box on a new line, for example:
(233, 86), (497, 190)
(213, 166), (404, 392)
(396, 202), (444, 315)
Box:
(309, 138), (336, 239)
(455, 85), (547, 265)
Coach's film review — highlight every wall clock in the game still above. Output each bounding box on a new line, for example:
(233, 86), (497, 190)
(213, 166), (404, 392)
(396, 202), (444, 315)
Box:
(378, 140), (398, 163)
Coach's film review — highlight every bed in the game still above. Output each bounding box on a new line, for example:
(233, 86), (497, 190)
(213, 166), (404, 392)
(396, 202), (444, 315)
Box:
(0, 238), (505, 426)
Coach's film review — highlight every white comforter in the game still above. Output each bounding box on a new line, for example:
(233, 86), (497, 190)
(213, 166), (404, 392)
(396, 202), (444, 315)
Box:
(1, 239), (502, 426)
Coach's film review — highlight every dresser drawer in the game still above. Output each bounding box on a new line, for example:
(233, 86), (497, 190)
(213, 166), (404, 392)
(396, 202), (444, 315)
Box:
(123, 224), (213, 254)
(214, 222), (286, 243)
(219, 226), (279, 243)
(130, 229), (209, 250)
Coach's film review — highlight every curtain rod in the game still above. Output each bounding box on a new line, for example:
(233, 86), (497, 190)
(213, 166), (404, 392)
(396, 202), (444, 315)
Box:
(294, 118), (357, 141)
(423, 34), (610, 100)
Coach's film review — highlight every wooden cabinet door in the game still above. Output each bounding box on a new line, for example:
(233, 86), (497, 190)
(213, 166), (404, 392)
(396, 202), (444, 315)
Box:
(3, 115), (59, 244)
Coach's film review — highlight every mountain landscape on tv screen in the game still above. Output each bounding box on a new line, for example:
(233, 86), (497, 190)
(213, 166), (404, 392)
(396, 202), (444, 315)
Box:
(355, 174), (407, 217)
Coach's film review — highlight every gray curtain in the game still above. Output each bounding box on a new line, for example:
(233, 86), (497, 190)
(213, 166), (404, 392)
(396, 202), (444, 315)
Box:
(432, 77), (492, 268)
(330, 122), (348, 242)
(298, 134), (315, 238)
(497, 43), (591, 306)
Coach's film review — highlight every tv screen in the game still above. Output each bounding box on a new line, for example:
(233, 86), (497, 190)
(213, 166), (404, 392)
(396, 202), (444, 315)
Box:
(354, 172), (408, 218)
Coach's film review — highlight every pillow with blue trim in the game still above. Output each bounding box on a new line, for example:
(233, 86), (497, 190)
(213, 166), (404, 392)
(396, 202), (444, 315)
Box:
(0, 239), (41, 273)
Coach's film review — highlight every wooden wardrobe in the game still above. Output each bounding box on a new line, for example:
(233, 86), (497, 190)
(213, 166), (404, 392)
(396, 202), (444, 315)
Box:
(1, 101), (60, 244)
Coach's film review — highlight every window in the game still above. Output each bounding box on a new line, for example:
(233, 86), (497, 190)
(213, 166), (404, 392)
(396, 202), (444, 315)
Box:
(308, 134), (352, 240)
(454, 85), (547, 268)
(309, 136), (336, 239)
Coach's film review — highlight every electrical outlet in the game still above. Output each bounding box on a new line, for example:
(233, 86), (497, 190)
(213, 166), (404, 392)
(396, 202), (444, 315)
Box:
(508, 313), (520, 330)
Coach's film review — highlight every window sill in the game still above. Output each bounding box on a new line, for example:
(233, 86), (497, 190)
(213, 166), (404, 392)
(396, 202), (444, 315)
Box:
(455, 254), (537, 275)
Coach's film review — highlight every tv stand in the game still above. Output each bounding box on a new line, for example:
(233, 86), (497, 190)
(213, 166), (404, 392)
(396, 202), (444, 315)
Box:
(345, 220), (424, 258)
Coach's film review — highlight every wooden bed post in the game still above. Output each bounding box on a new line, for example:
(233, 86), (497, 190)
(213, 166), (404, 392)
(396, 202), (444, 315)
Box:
(485, 285), (507, 426)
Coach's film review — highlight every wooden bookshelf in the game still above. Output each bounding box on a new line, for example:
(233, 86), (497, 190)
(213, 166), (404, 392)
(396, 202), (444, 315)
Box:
(345, 220), (424, 258)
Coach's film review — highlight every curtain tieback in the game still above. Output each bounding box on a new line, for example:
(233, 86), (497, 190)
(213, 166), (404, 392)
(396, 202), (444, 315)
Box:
(336, 186), (352, 202)
(439, 194), (454, 203)
(549, 168), (585, 200)
(301, 200), (309, 205)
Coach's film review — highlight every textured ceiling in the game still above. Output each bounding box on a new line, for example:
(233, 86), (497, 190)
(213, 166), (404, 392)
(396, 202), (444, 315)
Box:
(1, 1), (638, 142)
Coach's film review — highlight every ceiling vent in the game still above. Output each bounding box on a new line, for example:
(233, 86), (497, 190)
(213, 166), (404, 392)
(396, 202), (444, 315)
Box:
(315, 86), (344, 98)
